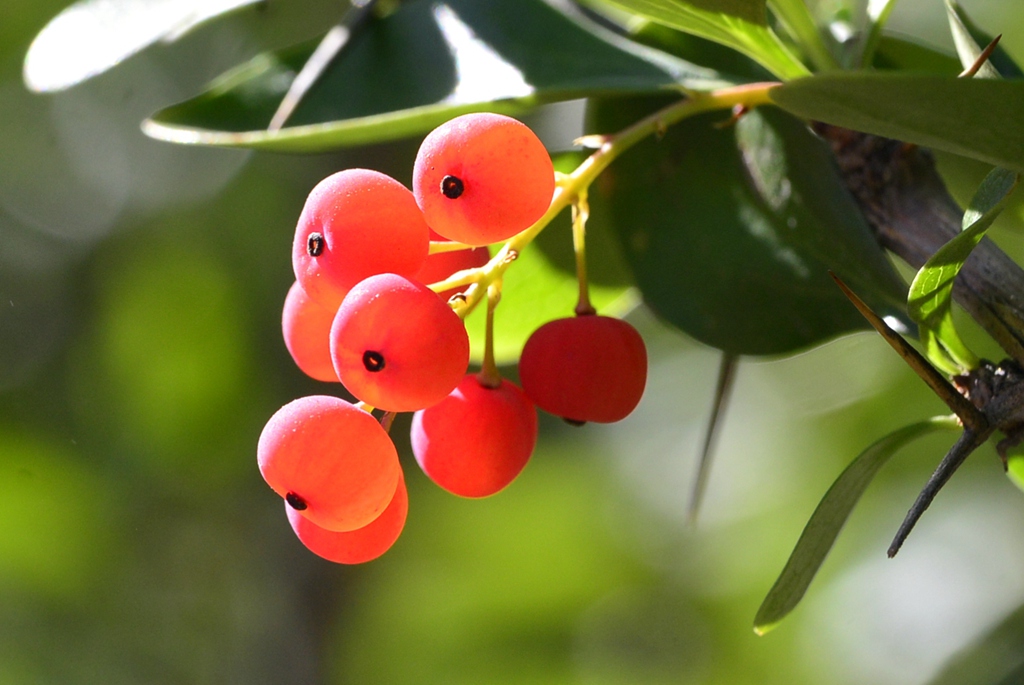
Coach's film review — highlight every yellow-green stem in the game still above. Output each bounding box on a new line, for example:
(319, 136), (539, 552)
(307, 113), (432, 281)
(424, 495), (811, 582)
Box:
(477, 281), (503, 388)
(572, 190), (595, 316)
(445, 82), (779, 320)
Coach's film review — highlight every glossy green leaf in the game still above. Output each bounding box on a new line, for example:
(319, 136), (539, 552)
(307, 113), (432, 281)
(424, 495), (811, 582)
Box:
(588, 0), (809, 79)
(908, 167), (1018, 371)
(770, 74), (1024, 172)
(588, 97), (909, 356)
(754, 416), (960, 635)
(945, 0), (1024, 79)
(23, 0), (263, 92)
(144, 0), (724, 152)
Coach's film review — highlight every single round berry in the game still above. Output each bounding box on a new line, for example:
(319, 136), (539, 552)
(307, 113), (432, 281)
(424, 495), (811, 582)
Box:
(287, 470), (409, 564)
(258, 395), (400, 531)
(413, 113), (555, 246)
(331, 274), (470, 412)
(281, 280), (341, 383)
(518, 315), (647, 423)
(415, 230), (490, 301)
(293, 169), (430, 307)
(412, 374), (538, 498)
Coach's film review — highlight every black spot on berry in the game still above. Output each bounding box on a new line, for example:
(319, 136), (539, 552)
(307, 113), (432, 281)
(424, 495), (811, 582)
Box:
(563, 418), (587, 427)
(286, 492), (308, 510)
(363, 350), (386, 372)
(307, 232), (325, 257)
(441, 175), (464, 199)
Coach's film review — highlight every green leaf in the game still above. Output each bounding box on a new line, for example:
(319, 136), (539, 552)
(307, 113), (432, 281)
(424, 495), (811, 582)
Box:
(945, 0), (1024, 79)
(587, 96), (909, 356)
(770, 73), (1024, 173)
(23, 0), (263, 92)
(1008, 453), (1024, 494)
(924, 601), (1024, 684)
(907, 167), (1018, 371)
(588, 0), (810, 79)
(871, 35), (961, 73)
(144, 0), (725, 152)
(754, 416), (960, 635)
(945, 0), (1001, 79)
(860, 0), (902, 68)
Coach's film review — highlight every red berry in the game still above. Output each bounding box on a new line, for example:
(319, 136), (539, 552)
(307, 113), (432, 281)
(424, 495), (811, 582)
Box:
(518, 315), (647, 423)
(258, 395), (400, 531)
(330, 273), (469, 412)
(413, 113), (555, 246)
(292, 169), (430, 306)
(411, 374), (538, 497)
(415, 231), (489, 301)
(281, 281), (340, 383)
(286, 469), (408, 564)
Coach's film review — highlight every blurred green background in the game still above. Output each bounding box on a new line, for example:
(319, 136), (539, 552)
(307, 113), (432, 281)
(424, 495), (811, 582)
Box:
(4, 1), (1024, 683)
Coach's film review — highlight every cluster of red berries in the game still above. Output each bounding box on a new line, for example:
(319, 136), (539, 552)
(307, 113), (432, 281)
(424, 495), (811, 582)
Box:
(258, 113), (648, 564)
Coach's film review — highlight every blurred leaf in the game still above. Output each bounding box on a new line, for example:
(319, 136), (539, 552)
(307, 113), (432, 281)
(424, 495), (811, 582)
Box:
(754, 416), (960, 634)
(144, 0), (724, 151)
(926, 601), (1024, 684)
(860, 0), (901, 68)
(23, 0), (263, 92)
(908, 167), (1018, 371)
(587, 0), (810, 79)
(769, 74), (1024, 172)
(588, 97), (908, 355)
(945, 0), (1024, 79)
(1007, 453), (1024, 494)
(871, 35), (961, 73)
(626, 19), (776, 82)
(0, 431), (115, 599)
(945, 0), (1000, 79)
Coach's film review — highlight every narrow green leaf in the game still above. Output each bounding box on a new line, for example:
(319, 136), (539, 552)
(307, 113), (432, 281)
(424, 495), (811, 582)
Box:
(860, 0), (902, 68)
(754, 416), (960, 635)
(946, 0), (1024, 79)
(23, 0), (263, 92)
(589, 0), (810, 79)
(588, 98), (909, 355)
(770, 74), (1024, 172)
(907, 167), (1018, 370)
(766, 0), (839, 71)
(144, 0), (725, 152)
(945, 0), (1000, 79)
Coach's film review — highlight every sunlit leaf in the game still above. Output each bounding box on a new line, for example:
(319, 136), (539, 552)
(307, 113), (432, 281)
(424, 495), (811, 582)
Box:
(588, 97), (908, 355)
(587, 0), (809, 79)
(908, 167), (1018, 371)
(23, 0), (263, 92)
(1008, 453), (1024, 494)
(754, 416), (960, 635)
(144, 0), (725, 152)
(770, 74), (1024, 172)
(945, 0), (1000, 79)
(945, 0), (1024, 79)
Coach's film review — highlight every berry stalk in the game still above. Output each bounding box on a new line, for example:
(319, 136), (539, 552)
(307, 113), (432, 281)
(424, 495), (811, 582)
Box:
(437, 82), (779, 320)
